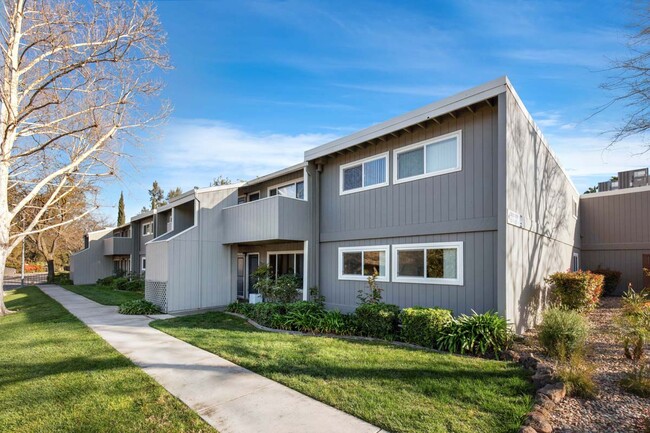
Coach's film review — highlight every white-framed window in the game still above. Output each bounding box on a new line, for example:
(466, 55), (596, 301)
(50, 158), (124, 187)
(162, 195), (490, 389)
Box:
(572, 199), (578, 219)
(267, 251), (305, 278)
(142, 222), (153, 236)
(338, 245), (389, 282)
(269, 180), (305, 200)
(392, 242), (463, 285)
(393, 130), (462, 184)
(237, 195), (246, 204)
(572, 253), (579, 272)
(141, 256), (147, 272)
(248, 191), (260, 202)
(339, 152), (389, 195)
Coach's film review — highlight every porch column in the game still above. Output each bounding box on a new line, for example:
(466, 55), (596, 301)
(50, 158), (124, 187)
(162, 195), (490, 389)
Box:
(303, 240), (309, 301)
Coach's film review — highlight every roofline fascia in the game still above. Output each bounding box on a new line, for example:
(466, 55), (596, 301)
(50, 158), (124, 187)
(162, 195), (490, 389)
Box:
(580, 184), (650, 199)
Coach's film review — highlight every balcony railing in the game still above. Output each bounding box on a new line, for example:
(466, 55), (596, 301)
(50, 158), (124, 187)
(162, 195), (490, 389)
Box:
(103, 237), (133, 256)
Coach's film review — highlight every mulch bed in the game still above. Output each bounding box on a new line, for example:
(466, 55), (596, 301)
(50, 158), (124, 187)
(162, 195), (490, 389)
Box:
(547, 297), (649, 433)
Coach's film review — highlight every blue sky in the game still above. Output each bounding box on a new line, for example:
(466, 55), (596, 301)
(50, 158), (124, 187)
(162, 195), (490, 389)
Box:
(105, 0), (646, 221)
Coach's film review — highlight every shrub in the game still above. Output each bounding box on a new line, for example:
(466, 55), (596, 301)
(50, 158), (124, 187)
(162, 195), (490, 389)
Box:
(436, 311), (512, 357)
(309, 286), (326, 307)
(118, 299), (161, 315)
(276, 301), (326, 332)
(621, 285), (650, 317)
(252, 264), (275, 299)
(556, 354), (597, 398)
(96, 275), (117, 286)
(316, 310), (354, 335)
(591, 268), (622, 296)
(545, 270), (604, 311)
(273, 274), (301, 303)
(538, 308), (589, 359)
(226, 301), (254, 317)
(357, 271), (383, 304)
(353, 302), (400, 340)
(399, 307), (453, 348)
(49, 272), (72, 285)
(251, 302), (286, 327)
(112, 277), (129, 291)
(621, 364), (650, 398)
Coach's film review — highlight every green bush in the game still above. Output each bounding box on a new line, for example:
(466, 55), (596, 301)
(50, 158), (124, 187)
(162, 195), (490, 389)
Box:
(591, 268), (622, 296)
(49, 272), (72, 285)
(277, 301), (326, 332)
(538, 308), (589, 359)
(226, 302), (254, 317)
(316, 310), (354, 335)
(112, 277), (129, 291)
(545, 270), (604, 311)
(436, 311), (512, 357)
(399, 307), (453, 348)
(122, 278), (144, 292)
(96, 275), (117, 286)
(251, 302), (286, 328)
(118, 299), (161, 315)
(273, 274), (301, 303)
(353, 302), (400, 340)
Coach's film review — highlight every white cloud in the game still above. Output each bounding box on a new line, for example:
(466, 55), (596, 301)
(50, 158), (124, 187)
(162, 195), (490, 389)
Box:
(144, 118), (338, 186)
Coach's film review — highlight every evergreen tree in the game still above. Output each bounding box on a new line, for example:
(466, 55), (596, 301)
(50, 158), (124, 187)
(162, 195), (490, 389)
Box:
(166, 186), (183, 201)
(148, 180), (165, 210)
(117, 191), (126, 226)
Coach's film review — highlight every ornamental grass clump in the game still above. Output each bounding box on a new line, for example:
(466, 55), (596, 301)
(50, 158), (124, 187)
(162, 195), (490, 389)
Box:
(436, 311), (512, 358)
(538, 307), (589, 360)
(545, 270), (604, 312)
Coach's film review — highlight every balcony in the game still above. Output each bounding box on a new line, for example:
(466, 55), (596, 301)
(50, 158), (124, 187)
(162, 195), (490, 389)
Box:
(103, 237), (133, 256)
(222, 196), (311, 244)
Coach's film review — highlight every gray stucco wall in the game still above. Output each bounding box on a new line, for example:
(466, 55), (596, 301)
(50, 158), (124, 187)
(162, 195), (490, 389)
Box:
(580, 186), (650, 294)
(70, 228), (114, 284)
(501, 89), (580, 332)
(316, 103), (499, 315)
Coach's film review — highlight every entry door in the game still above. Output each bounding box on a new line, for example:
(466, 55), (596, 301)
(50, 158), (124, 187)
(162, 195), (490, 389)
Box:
(247, 254), (260, 295)
(236, 255), (245, 298)
(643, 254), (650, 289)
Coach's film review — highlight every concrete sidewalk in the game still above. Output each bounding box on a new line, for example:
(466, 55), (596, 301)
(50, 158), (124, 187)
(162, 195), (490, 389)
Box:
(38, 285), (384, 433)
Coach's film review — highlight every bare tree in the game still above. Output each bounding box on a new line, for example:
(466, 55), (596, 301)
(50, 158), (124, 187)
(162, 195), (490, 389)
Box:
(0, 0), (170, 315)
(599, 6), (650, 146)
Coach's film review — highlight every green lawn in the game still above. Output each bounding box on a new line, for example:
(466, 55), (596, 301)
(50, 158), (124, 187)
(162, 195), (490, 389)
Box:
(152, 312), (533, 433)
(0, 287), (215, 433)
(61, 284), (143, 306)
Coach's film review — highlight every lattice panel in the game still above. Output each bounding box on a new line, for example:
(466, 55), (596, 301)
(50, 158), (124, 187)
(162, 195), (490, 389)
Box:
(145, 280), (168, 312)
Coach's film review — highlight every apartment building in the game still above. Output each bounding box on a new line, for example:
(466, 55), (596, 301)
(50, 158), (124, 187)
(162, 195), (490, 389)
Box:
(72, 76), (585, 332)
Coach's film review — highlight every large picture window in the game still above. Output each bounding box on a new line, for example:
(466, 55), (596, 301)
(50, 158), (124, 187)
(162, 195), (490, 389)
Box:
(340, 152), (389, 195)
(268, 252), (304, 278)
(392, 242), (463, 285)
(394, 131), (462, 183)
(338, 246), (389, 281)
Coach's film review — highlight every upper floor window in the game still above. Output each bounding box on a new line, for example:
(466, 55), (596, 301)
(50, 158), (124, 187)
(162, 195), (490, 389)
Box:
(572, 253), (579, 272)
(142, 222), (153, 236)
(339, 152), (389, 195)
(248, 191), (260, 202)
(394, 131), (462, 184)
(392, 241), (463, 285)
(269, 180), (305, 200)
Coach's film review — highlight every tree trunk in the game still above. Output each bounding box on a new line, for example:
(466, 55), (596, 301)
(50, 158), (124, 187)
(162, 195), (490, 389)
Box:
(0, 246), (13, 316)
(46, 259), (55, 282)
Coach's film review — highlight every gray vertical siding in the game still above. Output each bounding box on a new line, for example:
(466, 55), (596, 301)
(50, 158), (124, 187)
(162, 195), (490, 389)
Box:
(239, 169), (304, 199)
(320, 232), (497, 315)
(503, 88), (580, 332)
(316, 104), (499, 315)
(580, 186), (650, 293)
(70, 228), (114, 284)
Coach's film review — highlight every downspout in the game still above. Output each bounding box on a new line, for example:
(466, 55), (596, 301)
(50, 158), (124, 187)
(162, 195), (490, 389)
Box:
(194, 193), (202, 307)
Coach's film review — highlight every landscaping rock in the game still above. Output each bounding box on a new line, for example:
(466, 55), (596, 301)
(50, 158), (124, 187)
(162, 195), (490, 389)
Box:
(531, 405), (551, 419)
(518, 426), (537, 433)
(520, 353), (541, 371)
(533, 393), (556, 412)
(531, 369), (555, 389)
(538, 382), (566, 403)
(502, 349), (520, 362)
(524, 411), (553, 433)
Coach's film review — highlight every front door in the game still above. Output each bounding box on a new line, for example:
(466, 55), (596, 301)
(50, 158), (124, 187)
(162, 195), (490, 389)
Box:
(247, 253), (260, 295)
(236, 255), (245, 298)
(643, 254), (650, 289)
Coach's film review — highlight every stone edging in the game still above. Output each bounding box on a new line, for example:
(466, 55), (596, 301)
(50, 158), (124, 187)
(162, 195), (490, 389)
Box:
(504, 350), (567, 433)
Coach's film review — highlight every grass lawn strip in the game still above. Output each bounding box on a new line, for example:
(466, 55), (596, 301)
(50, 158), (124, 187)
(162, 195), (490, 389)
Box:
(0, 287), (215, 433)
(61, 283), (143, 306)
(152, 311), (533, 433)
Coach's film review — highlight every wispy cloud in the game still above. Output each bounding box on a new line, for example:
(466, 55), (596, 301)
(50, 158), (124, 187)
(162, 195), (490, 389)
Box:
(333, 83), (467, 97)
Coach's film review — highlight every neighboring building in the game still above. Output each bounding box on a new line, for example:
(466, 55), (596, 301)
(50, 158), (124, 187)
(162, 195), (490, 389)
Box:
(71, 76), (590, 332)
(580, 185), (650, 294)
(597, 168), (649, 192)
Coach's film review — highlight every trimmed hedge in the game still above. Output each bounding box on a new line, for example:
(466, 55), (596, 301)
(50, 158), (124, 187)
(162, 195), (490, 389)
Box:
(97, 275), (117, 286)
(538, 308), (589, 359)
(353, 302), (400, 340)
(118, 299), (161, 315)
(545, 270), (604, 311)
(399, 307), (453, 348)
(591, 268), (622, 296)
